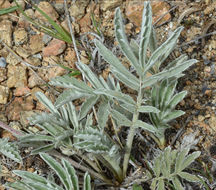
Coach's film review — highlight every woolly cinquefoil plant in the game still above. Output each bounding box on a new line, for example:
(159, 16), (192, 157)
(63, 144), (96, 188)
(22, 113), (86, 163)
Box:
(18, 2), (197, 186)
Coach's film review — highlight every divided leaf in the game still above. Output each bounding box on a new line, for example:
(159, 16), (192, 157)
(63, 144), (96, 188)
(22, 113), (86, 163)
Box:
(114, 8), (142, 76)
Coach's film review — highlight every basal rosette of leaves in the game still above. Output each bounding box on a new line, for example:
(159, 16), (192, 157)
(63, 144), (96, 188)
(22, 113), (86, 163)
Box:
(12, 1), (200, 188)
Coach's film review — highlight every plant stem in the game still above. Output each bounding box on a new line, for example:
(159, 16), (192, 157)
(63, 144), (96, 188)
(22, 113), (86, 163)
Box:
(0, 121), (24, 137)
(122, 81), (143, 177)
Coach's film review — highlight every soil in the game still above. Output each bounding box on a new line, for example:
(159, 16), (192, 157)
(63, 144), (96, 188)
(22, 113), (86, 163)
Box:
(0, 0), (215, 189)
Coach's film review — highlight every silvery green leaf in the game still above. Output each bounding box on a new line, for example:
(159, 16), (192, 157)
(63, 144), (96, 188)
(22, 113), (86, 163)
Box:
(13, 170), (48, 185)
(139, 1), (152, 67)
(164, 147), (172, 176)
(37, 122), (64, 137)
(164, 54), (188, 70)
(66, 102), (79, 130)
(154, 59), (197, 79)
(97, 101), (109, 129)
(134, 120), (156, 133)
(130, 39), (139, 58)
(54, 129), (73, 148)
(138, 106), (160, 113)
(171, 177), (184, 190)
(94, 89), (136, 106)
(162, 110), (185, 123)
(31, 144), (55, 155)
(153, 156), (161, 177)
(150, 179), (157, 190)
(162, 80), (177, 108)
(141, 58), (196, 89)
(84, 113), (93, 128)
(22, 182), (60, 190)
(19, 134), (54, 143)
(36, 92), (59, 116)
(49, 75), (93, 93)
(157, 179), (164, 190)
(160, 158), (169, 178)
(149, 112), (160, 127)
(0, 138), (22, 163)
(107, 74), (120, 91)
(74, 141), (108, 153)
(111, 66), (139, 90)
(12, 171), (64, 190)
(55, 89), (90, 108)
(83, 173), (91, 190)
(142, 75), (161, 89)
(149, 27), (157, 53)
(144, 27), (183, 74)
(59, 105), (69, 124)
(28, 112), (66, 126)
(178, 172), (199, 182)
(113, 103), (133, 120)
(158, 79), (169, 110)
(114, 8), (142, 76)
(167, 91), (187, 110)
(95, 39), (139, 89)
(180, 151), (201, 171)
(5, 181), (32, 190)
(99, 76), (110, 89)
(132, 184), (143, 190)
(76, 61), (103, 89)
(119, 102), (135, 114)
(151, 85), (159, 107)
(175, 148), (190, 173)
(79, 95), (99, 120)
(110, 108), (132, 127)
(61, 159), (79, 190)
(40, 153), (70, 190)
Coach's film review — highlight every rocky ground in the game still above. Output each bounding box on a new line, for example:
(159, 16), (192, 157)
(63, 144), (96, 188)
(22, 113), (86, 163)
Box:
(0, 0), (215, 189)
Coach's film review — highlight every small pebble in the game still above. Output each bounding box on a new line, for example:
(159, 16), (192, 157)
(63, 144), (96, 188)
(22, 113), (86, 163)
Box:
(0, 57), (7, 68)
(42, 34), (53, 45)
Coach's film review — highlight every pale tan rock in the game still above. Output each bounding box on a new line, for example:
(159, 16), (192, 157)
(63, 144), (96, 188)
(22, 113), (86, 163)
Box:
(79, 12), (92, 33)
(61, 19), (80, 33)
(39, 66), (66, 82)
(6, 53), (20, 66)
(29, 35), (44, 54)
(13, 28), (28, 45)
(64, 48), (77, 66)
(100, 0), (122, 11)
(0, 85), (9, 104)
(126, 1), (171, 27)
(0, 0), (18, 22)
(0, 68), (7, 82)
(14, 46), (31, 58)
(26, 57), (41, 67)
(11, 0), (25, 9)
(28, 73), (43, 88)
(18, 9), (35, 28)
(209, 116), (216, 132)
(6, 97), (34, 121)
(0, 20), (12, 46)
(42, 39), (66, 57)
(14, 86), (31, 96)
(80, 51), (89, 65)
(69, 0), (89, 19)
(34, 1), (59, 21)
(31, 87), (44, 100)
(7, 65), (27, 88)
